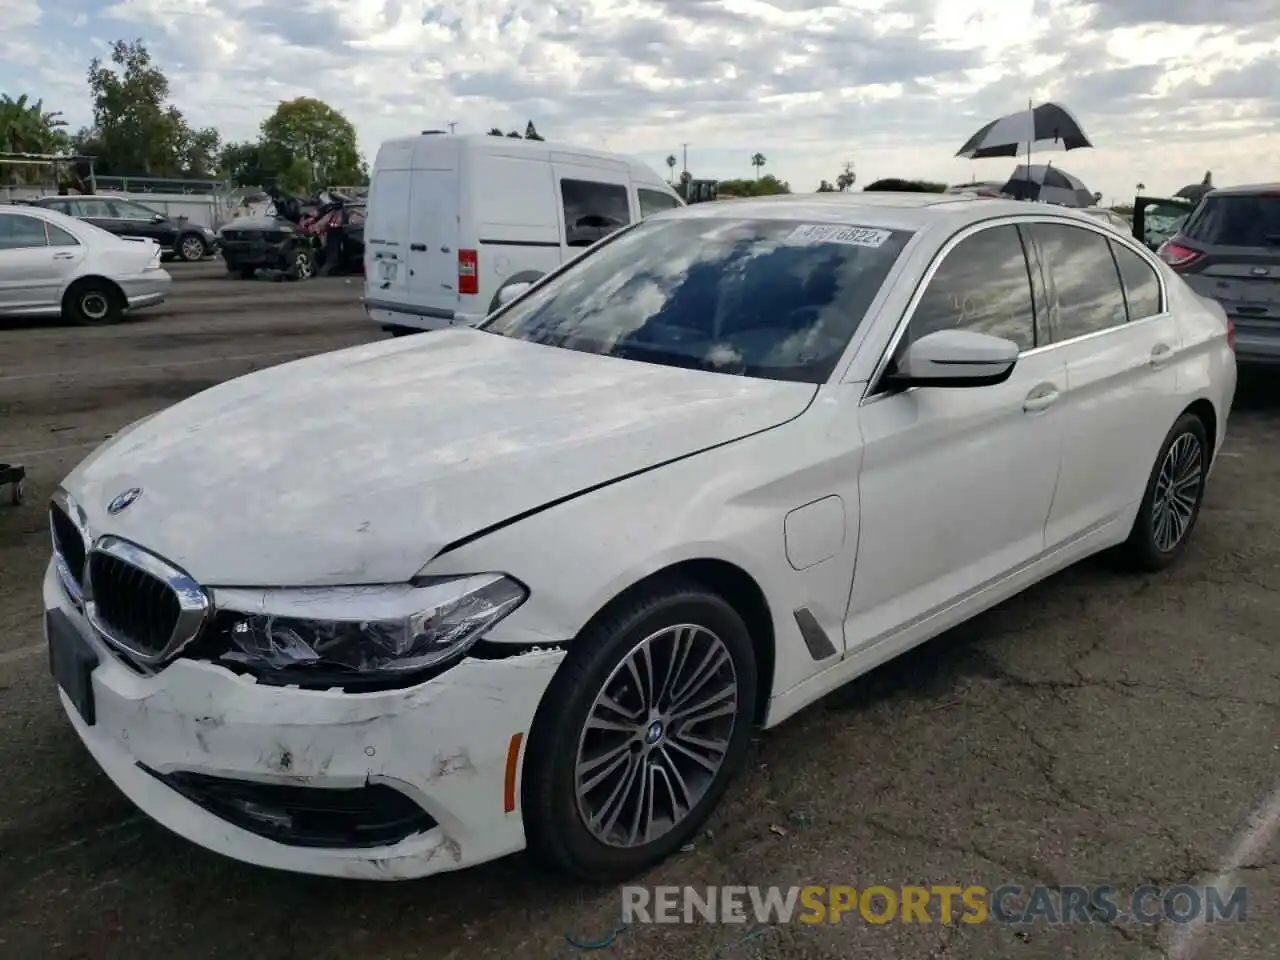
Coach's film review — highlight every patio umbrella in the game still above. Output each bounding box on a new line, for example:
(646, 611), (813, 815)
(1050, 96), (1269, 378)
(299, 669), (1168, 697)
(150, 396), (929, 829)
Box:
(956, 101), (1093, 160)
(1175, 171), (1214, 202)
(1000, 164), (1094, 207)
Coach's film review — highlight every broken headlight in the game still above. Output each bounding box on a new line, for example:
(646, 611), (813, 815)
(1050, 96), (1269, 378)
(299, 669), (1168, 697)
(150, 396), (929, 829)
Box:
(207, 575), (526, 676)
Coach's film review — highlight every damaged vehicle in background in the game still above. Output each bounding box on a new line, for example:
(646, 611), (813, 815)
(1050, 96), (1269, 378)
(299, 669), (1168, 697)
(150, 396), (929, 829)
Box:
(218, 189), (365, 280)
(45, 194), (1234, 883)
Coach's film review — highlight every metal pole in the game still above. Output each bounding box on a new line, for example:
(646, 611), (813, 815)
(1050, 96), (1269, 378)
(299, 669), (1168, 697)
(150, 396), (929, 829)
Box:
(681, 143), (689, 175)
(448, 121), (457, 134)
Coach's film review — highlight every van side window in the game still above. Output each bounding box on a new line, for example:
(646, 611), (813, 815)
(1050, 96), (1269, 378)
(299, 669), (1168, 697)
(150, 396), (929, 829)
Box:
(638, 188), (680, 218)
(561, 179), (631, 247)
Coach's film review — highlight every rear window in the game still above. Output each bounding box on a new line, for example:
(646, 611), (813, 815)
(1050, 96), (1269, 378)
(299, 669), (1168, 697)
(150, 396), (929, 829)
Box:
(481, 217), (913, 383)
(1182, 194), (1280, 248)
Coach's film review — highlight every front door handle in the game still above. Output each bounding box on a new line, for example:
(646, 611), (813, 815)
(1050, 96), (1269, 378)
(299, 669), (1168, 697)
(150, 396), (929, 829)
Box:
(53, 252), (76, 260)
(1023, 383), (1060, 413)
(1150, 343), (1173, 368)
(409, 242), (427, 252)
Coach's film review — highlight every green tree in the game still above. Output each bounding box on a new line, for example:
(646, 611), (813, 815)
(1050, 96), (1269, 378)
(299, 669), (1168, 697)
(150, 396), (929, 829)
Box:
(0, 93), (71, 183)
(666, 154), (677, 182)
(506, 130), (522, 138)
(259, 97), (366, 191)
(718, 174), (789, 197)
(488, 127), (504, 136)
(750, 152), (767, 179)
(524, 121), (544, 141)
(836, 166), (856, 192)
(816, 179), (836, 192)
(219, 140), (283, 187)
(83, 39), (219, 177)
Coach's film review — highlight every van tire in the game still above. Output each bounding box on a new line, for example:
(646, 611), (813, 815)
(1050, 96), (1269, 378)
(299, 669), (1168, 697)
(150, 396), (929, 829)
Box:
(488, 270), (545, 314)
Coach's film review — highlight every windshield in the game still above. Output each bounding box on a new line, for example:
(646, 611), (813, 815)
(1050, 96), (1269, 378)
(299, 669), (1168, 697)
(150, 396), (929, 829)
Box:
(1183, 194), (1280, 247)
(481, 217), (913, 383)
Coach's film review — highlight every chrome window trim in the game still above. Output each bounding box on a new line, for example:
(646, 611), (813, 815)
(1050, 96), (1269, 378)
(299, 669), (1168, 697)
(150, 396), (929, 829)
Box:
(84, 535), (211, 666)
(859, 213), (1170, 405)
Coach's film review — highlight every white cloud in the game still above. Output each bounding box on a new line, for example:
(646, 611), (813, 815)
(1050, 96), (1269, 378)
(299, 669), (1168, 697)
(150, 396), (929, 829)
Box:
(1, 0), (1277, 202)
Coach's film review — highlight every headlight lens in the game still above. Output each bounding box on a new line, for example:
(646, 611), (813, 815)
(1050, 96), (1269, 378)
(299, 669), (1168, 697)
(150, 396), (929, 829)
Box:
(208, 574), (526, 676)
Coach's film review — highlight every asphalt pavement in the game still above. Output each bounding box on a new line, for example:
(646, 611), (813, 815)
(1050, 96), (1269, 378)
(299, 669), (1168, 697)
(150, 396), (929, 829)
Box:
(0, 263), (1275, 959)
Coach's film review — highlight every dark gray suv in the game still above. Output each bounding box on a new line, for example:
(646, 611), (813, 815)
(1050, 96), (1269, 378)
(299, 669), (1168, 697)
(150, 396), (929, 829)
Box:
(1156, 184), (1280, 365)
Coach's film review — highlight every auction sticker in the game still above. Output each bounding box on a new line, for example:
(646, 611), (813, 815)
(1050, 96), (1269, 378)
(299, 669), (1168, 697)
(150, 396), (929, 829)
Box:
(786, 224), (891, 248)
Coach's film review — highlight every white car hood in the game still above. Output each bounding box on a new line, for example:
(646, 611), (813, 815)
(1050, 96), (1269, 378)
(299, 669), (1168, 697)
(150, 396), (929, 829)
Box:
(64, 329), (815, 585)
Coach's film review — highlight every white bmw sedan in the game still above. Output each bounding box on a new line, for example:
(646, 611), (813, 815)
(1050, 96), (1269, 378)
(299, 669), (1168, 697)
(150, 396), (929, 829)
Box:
(45, 194), (1235, 882)
(0, 203), (171, 324)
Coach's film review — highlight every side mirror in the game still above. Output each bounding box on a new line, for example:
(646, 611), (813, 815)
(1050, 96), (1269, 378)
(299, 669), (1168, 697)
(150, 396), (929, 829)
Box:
(496, 281), (532, 306)
(888, 329), (1020, 388)
(151, 213), (166, 223)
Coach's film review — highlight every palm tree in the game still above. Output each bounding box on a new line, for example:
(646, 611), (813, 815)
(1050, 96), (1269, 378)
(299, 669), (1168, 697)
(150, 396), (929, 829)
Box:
(666, 154), (677, 182)
(750, 152), (766, 179)
(1, 93), (70, 185)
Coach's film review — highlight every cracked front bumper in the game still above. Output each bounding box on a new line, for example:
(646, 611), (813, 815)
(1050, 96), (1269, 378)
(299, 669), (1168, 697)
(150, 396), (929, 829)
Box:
(43, 562), (564, 880)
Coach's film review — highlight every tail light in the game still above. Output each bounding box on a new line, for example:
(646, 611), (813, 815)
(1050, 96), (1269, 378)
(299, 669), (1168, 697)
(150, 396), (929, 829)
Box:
(1226, 317), (1236, 350)
(458, 249), (478, 295)
(1157, 241), (1202, 269)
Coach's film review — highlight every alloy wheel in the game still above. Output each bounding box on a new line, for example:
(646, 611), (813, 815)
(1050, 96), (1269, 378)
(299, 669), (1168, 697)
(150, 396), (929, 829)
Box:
(1152, 432), (1203, 552)
(181, 236), (205, 260)
(295, 252), (314, 279)
(574, 623), (739, 849)
(80, 292), (109, 321)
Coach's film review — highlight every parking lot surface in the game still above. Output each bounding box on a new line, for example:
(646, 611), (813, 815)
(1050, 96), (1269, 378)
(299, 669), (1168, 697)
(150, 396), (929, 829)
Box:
(0, 264), (1275, 959)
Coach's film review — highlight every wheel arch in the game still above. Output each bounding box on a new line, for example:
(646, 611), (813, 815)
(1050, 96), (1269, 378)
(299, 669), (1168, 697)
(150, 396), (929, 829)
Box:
(488, 270), (546, 314)
(62, 274), (126, 312)
(567, 557), (776, 729)
(1181, 397), (1218, 465)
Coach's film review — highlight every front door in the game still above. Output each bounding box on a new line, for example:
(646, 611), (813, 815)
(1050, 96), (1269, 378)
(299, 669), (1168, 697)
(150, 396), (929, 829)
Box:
(107, 198), (175, 249)
(847, 223), (1067, 648)
(1025, 221), (1184, 546)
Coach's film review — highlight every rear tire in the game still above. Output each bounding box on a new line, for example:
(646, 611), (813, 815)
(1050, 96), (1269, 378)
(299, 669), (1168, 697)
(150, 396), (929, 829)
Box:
(1119, 412), (1209, 571)
(522, 579), (758, 882)
(178, 233), (207, 262)
(63, 279), (123, 326)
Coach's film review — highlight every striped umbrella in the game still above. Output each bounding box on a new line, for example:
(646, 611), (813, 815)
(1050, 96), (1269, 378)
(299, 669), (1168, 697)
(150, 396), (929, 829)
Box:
(955, 102), (1093, 160)
(1000, 164), (1094, 207)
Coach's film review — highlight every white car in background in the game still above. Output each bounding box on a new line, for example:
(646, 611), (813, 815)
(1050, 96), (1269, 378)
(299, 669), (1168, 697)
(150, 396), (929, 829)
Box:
(45, 193), (1234, 884)
(0, 204), (171, 325)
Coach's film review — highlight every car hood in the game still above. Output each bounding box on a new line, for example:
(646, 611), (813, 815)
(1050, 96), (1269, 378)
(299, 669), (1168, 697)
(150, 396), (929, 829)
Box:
(63, 329), (815, 586)
(224, 216), (294, 232)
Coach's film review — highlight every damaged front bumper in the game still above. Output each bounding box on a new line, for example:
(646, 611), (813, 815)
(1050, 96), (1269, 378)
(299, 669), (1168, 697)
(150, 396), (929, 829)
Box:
(43, 562), (565, 880)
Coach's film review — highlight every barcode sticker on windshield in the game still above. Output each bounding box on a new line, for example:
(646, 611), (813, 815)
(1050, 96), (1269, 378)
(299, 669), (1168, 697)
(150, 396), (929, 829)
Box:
(786, 224), (892, 248)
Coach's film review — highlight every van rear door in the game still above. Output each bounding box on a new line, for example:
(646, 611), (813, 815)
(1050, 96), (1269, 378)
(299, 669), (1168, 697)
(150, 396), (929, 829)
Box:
(406, 137), (462, 320)
(365, 140), (413, 306)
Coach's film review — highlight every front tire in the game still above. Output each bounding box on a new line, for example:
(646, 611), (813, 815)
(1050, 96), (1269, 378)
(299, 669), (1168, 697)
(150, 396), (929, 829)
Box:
(63, 279), (123, 326)
(1120, 412), (1209, 571)
(523, 580), (758, 882)
(288, 248), (316, 281)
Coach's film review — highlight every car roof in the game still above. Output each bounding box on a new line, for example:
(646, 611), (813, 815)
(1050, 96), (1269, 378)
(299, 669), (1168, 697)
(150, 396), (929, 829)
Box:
(1200, 183), (1280, 198)
(666, 192), (1114, 233)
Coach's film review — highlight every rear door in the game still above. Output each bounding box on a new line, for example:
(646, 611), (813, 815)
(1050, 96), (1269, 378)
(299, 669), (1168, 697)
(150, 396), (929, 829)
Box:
(406, 137), (462, 315)
(1167, 192), (1280, 352)
(0, 212), (81, 312)
(1027, 221), (1182, 546)
(364, 141), (415, 306)
(70, 197), (125, 238)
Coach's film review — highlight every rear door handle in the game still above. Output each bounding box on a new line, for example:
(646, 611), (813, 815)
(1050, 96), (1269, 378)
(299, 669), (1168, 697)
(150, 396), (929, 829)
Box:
(1023, 383), (1060, 413)
(409, 243), (427, 252)
(1150, 343), (1173, 368)
(52, 252), (76, 260)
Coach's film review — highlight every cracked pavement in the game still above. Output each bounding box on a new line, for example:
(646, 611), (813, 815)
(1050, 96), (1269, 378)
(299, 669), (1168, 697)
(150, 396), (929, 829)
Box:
(0, 268), (1276, 959)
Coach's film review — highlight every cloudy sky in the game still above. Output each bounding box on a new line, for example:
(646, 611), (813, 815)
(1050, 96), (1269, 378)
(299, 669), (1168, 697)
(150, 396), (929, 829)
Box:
(3, 0), (1277, 202)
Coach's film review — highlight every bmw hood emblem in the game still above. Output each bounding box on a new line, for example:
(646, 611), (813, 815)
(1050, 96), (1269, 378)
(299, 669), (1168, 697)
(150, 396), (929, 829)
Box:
(107, 487), (143, 515)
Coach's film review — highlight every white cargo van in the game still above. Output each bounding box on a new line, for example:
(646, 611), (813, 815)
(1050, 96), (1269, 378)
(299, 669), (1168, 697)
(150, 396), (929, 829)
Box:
(362, 134), (683, 335)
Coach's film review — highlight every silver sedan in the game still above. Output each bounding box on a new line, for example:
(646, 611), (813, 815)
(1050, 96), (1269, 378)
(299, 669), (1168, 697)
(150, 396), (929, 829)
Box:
(0, 203), (172, 324)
